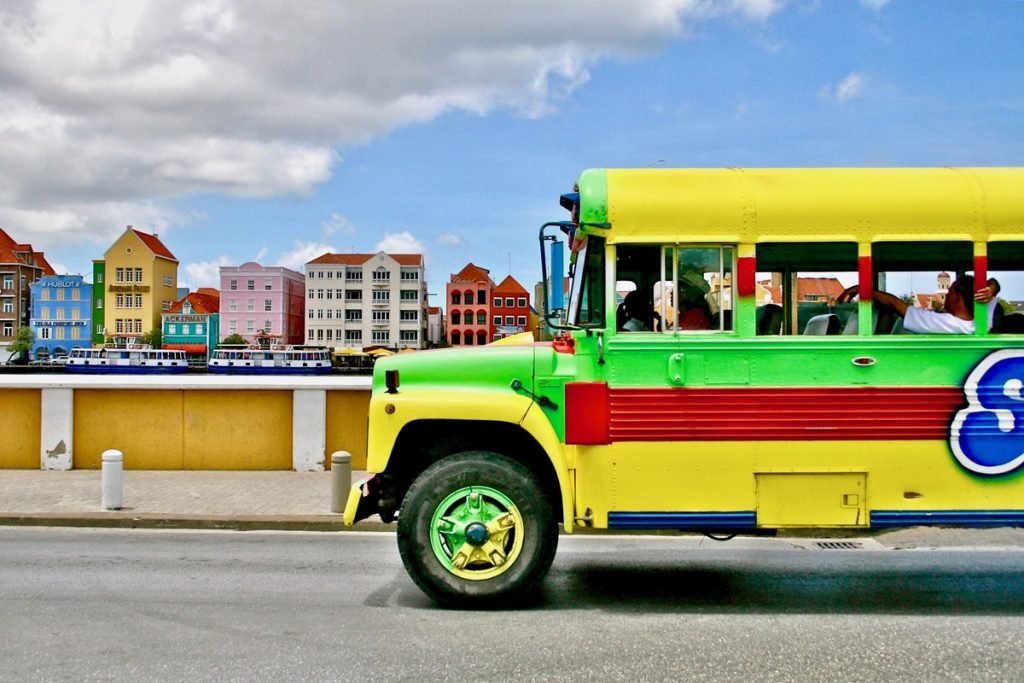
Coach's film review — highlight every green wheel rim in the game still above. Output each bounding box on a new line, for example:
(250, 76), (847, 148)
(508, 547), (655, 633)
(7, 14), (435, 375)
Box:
(429, 486), (525, 581)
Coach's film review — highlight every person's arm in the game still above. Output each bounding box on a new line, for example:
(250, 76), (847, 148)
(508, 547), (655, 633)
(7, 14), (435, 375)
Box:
(975, 278), (1000, 303)
(839, 284), (908, 317)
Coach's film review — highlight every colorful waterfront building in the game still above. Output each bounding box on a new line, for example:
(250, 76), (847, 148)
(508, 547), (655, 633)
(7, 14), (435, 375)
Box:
(162, 289), (221, 364)
(305, 252), (428, 350)
(218, 262), (305, 344)
(29, 275), (92, 360)
(1, 228), (55, 358)
(492, 275), (532, 340)
(446, 263), (495, 347)
(92, 226), (179, 342)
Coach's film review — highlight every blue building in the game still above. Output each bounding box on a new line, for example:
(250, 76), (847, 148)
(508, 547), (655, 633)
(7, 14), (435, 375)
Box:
(30, 275), (92, 360)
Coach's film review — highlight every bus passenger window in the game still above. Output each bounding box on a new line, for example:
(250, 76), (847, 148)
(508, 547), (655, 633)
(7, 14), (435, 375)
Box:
(615, 245), (662, 332)
(756, 242), (857, 335)
(986, 241), (1024, 334)
(669, 246), (734, 332)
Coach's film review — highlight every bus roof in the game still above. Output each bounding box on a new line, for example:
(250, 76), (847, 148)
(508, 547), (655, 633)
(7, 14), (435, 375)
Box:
(574, 167), (1024, 244)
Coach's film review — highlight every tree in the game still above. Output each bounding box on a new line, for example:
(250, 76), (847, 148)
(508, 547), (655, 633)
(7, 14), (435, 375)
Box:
(141, 329), (162, 348)
(8, 326), (34, 364)
(221, 333), (247, 346)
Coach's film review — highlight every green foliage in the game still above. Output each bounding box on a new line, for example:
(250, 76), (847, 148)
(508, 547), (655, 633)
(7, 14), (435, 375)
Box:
(10, 326), (34, 354)
(141, 329), (162, 348)
(221, 333), (247, 346)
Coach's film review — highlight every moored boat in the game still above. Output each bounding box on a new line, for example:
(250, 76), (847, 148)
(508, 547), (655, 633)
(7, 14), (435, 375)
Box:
(65, 343), (188, 374)
(207, 344), (332, 375)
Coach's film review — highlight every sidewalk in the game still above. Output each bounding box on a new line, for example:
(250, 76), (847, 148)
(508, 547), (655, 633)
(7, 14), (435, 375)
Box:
(3, 469), (1024, 548)
(0, 469), (386, 532)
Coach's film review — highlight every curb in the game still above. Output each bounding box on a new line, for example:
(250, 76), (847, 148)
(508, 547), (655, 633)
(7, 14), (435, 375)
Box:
(0, 513), (396, 533)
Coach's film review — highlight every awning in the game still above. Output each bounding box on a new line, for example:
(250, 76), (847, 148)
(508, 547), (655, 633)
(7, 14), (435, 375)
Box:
(164, 343), (207, 354)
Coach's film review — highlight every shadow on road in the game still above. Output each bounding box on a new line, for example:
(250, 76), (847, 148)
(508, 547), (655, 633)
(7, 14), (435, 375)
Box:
(528, 550), (1024, 615)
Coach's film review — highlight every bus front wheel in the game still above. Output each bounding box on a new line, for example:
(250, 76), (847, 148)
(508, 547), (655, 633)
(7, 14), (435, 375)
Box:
(396, 451), (558, 608)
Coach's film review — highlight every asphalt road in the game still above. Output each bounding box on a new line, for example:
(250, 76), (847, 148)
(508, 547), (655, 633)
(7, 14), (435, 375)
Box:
(2, 527), (1024, 682)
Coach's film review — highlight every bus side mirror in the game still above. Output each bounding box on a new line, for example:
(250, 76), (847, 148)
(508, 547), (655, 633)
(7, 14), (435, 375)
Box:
(550, 240), (565, 312)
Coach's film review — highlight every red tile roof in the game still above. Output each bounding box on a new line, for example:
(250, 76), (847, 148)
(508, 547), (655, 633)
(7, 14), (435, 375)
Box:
(451, 262), (492, 284)
(306, 252), (424, 266)
(758, 277), (846, 304)
(169, 290), (220, 314)
(0, 228), (56, 274)
(131, 228), (178, 262)
(494, 274), (528, 295)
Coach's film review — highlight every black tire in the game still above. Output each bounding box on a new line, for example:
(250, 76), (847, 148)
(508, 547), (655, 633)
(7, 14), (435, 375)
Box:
(396, 451), (559, 608)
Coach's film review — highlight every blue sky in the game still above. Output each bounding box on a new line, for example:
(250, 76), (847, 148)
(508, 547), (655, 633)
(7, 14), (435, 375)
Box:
(2, 1), (1023, 302)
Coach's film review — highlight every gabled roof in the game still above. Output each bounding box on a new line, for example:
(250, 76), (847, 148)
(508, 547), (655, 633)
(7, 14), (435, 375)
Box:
(130, 227), (178, 262)
(307, 252), (424, 267)
(494, 274), (528, 295)
(451, 262), (493, 284)
(168, 290), (220, 314)
(0, 228), (56, 274)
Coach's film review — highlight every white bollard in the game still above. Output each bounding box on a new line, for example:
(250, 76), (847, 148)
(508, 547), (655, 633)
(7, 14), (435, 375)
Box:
(331, 451), (352, 513)
(101, 449), (124, 510)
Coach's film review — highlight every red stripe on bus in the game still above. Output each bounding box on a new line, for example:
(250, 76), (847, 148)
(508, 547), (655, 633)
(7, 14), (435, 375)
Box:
(737, 256), (756, 298)
(595, 386), (964, 442)
(858, 255), (873, 303)
(974, 254), (987, 292)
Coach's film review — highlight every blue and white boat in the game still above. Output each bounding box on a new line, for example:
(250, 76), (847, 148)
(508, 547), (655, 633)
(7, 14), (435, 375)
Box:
(65, 344), (189, 374)
(207, 345), (332, 375)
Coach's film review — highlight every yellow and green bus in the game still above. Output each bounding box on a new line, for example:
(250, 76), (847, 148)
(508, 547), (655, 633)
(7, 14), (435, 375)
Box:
(345, 167), (1024, 607)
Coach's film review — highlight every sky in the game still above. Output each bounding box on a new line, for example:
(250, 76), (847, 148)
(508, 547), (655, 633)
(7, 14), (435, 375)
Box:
(2, 0), (1023, 303)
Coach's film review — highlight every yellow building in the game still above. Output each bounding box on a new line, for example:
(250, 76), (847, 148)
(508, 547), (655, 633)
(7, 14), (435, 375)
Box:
(100, 226), (179, 339)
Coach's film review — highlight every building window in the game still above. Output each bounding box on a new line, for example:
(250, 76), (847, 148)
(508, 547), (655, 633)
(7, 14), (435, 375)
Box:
(517, 297), (527, 307)
(401, 270), (419, 281)
(493, 298), (502, 308)
(229, 299), (237, 312)
(493, 315), (501, 325)
(325, 289), (333, 300)
(345, 310), (362, 322)
(115, 268), (124, 283)
(264, 280), (272, 290)
(477, 312), (486, 324)
(400, 310), (418, 322)
(135, 295), (143, 308)
(52, 289), (61, 301)
(39, 327), (51, 339)
(372, 310), (390, 322)
(452, 311), (461, 325)
(134, 319), (143, 334)
(247, 280), (255, 290)
(264, 320), (272, 332)
(345, 330), (361, 343)
(169, 324), (177, 334)
(162, 300), (171, 311)
(346, 270), (363, 282)
(372, 290), (389, 303)
(115, 319), (124, 334)
(230, 280), (237, 291)
(517, 316), (527, 326)
(71, 288), (80, 301)
(246, 320), (255, 333)
(2, 299), (13, 313)
(400, 290), (418, 302)
(96, 273), (103, 284)
(478, 290), (487, 305)
(372, 267), (390, 282)
(451, 291), (461, 305)
(163, 276), (172, 287)
(115, 294), (124, 308)
(3, 323), (12, 336)
(247, 299), (255, 312)
(400, 330), (418, 341)
(264, 299), (272, 312)
(308, 329), (315, 341)
(465, 291), (474, 305)
(96, 299), (103, 310)
(372, 329), (390, 343)
(229, 320), (238, 333)
(505, 316), (514, 325)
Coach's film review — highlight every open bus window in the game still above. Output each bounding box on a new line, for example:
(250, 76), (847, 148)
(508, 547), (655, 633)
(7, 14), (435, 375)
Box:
(873, 241), (975, 334)
(988, 241), (1024, 334)
(756, 242), (857, 335)
(614, 245), (661, 332)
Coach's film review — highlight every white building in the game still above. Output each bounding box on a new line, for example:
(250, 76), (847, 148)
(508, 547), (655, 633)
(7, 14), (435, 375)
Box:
(304, 252), (428, 350)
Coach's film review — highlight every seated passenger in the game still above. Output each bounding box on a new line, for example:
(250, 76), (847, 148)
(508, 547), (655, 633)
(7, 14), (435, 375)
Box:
(678, 270), (713, 330)
(836, 276), (1000, 334)
(620, 290), (661, 331)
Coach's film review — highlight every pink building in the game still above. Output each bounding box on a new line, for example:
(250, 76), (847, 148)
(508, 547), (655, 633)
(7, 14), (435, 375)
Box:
(219, 262), (305, 344)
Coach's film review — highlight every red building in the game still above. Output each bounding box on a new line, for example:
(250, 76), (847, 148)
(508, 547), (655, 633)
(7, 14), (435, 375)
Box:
(446, 263), (494, 346)
(492, 275), (532, 340)
(1, 228), (55, 358)
(446, 265), (532, 346)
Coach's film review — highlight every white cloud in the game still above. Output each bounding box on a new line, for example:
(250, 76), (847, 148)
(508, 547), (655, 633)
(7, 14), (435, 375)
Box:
(0, 1), (785, 248)
(860, 0), (890, 9)
(437, 233), (463, 247)
(184, 255), (232, 289)
(376, 231), (426, 254)
(321, 213), (356, 237)
(277, 241), (337, 272)
(822, 71), (867, 103)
